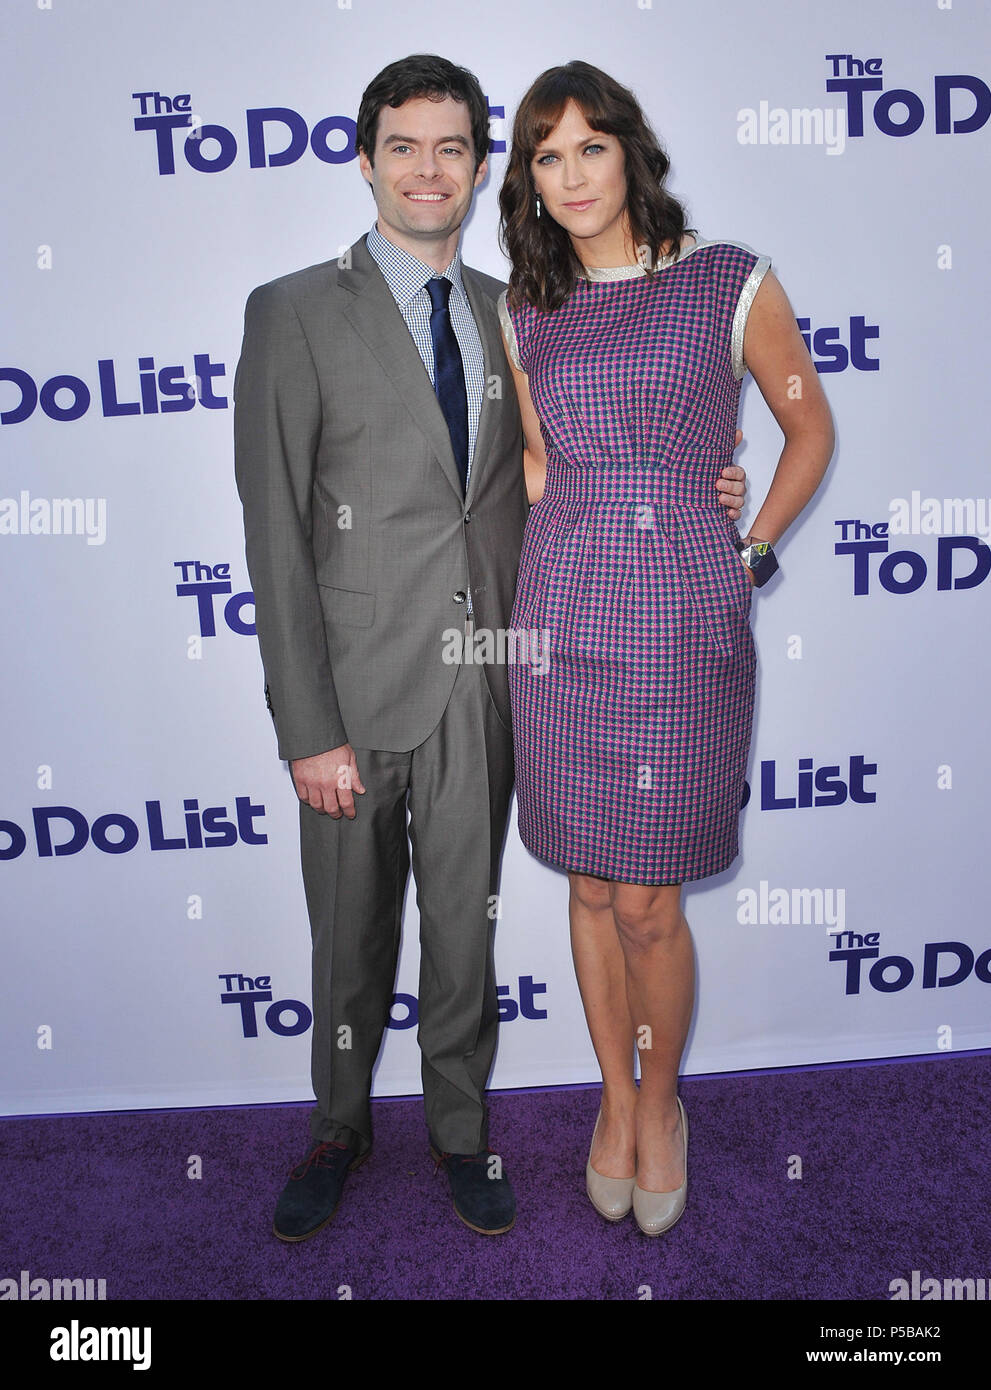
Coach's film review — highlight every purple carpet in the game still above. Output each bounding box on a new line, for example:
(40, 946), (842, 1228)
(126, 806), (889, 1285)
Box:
(2, 1055), (989, 1302)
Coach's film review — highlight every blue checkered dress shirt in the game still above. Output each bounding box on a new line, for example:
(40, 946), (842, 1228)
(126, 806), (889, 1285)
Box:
(365, 221), (485, 486)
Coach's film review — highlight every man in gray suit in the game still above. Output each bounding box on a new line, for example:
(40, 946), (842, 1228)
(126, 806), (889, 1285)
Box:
(234, 54), (745, 1242)
(235, 55), (525, 1241)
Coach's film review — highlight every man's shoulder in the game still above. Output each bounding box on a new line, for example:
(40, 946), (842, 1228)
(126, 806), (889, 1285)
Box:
(246, 256), (344, 306)
(244, 237), (375, 308)
(462, 261), (508, 304)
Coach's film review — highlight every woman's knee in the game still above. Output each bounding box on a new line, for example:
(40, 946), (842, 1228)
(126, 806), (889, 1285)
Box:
(611, 885), (684, 950)
(569, 871), (613, 914)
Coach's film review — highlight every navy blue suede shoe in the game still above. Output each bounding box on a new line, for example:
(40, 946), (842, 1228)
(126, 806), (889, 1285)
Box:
(273, 1140), (369, 1242)
(430, 1146), (516, 1235)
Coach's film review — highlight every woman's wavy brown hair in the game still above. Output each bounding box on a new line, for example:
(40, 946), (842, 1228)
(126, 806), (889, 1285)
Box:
(499, 61), (689, 313)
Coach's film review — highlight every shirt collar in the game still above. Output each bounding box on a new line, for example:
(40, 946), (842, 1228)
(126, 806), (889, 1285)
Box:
(366, 221), (467, 309)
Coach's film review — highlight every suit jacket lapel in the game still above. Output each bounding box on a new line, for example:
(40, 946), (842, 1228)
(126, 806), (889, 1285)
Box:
(339, 238), (464, 500)
(461, 265), (505, 506)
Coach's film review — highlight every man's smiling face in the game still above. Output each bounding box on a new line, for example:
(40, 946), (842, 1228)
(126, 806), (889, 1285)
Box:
(358, 95), (488, 261)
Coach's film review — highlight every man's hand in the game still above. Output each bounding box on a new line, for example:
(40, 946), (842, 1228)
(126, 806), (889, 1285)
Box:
(291, 744), (366, 819)
(716, 427), (747, 521)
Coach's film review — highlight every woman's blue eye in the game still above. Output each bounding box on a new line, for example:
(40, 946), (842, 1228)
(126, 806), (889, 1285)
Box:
(534, 143), (605, 165)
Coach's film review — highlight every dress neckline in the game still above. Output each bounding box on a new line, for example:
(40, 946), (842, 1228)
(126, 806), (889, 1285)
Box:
(581, 236), (702, 281)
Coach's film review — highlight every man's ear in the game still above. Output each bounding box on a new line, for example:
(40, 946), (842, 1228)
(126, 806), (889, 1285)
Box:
(473, 156), (489, 189)
(358, 147), (374, 186)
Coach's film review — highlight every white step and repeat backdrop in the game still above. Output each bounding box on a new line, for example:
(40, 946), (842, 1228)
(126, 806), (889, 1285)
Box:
(2, 0), (988, 1116)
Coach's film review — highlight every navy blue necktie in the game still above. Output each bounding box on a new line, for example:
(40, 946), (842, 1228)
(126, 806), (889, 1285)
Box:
(426, 277), (468, 493)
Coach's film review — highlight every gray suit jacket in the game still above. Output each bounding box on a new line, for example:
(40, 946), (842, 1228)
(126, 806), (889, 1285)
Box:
(233, 234), (527, 759)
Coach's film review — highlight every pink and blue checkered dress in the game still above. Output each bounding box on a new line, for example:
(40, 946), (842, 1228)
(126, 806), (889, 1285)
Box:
(504, 239), (768, 884)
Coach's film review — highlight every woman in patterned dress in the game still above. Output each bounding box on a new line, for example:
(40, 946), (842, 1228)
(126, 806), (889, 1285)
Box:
(498, 62), (833, 1234)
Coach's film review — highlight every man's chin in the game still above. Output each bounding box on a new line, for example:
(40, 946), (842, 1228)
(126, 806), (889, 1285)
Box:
(402, 212), (463, 238)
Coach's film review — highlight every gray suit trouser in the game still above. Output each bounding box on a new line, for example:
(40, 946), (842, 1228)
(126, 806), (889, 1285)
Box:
(300, 657), (515, 1157)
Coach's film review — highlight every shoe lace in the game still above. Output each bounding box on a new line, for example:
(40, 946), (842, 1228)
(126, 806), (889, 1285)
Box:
(290, 1141), (348, 1179)
(433, 1148), (496, 1174)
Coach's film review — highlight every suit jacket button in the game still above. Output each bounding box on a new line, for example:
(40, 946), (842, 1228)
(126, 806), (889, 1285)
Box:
(453, 590), (467, 604)
(464, 510), (472, 523)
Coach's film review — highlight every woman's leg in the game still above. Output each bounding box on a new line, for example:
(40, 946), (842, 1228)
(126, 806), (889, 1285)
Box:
(611, 882), (694, 1192)
(568, 872), (638, 1178)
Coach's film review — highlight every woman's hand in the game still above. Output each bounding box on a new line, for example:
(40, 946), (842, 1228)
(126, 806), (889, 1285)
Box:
(717, 428), (747, 519)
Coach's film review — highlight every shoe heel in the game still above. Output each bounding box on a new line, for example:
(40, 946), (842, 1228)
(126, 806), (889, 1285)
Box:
(586, 1109), (635, 1221)
(633, 1097), (688, 1237)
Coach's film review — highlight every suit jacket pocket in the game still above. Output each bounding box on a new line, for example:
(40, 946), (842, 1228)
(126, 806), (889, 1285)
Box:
(318, 584), (376, 627)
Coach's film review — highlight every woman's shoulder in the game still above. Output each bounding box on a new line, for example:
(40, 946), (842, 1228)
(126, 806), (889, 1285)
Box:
(668, 234), (770, 271)
(659, 231), (700, 261)
(497, 285), (529, 319)
(496, 289), (526, 371)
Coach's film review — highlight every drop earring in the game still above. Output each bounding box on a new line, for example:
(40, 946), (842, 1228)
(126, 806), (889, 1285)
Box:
(535, 193), (542, 219)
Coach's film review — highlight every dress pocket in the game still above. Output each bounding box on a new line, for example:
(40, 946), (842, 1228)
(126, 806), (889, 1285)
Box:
(669, 513), (751, 660)
(718, 516), (754, 619)
(512, 499), (575, 628)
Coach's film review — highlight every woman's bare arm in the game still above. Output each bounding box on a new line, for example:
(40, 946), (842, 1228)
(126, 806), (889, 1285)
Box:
(741, 270), (835, 544)
(501, 326), (548, 505)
